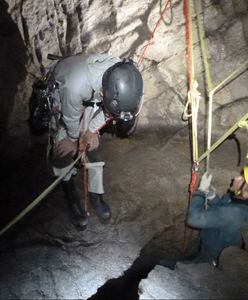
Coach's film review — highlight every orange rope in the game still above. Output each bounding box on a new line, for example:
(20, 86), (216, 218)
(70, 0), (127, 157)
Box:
(137, 0), (171, 65)
(181, 0), (199, 256)
(96, 115), (113, 133)
(83, 152), (90, 216)
(184, 0), (192, 91)
(182, 165), (198, 255)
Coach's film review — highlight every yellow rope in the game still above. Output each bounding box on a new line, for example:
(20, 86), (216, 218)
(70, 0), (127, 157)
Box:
(0, 153), (84, 237)
(193, 0), (248, 170)
(197, 113), (248, 164)
(206, 60), (248, 169)
(238, 120), (248, 130)
(206, 90), (214, 170)
(191, 80), (201, 161)
(211, 58), (248, 95)
(188, 0), (195, 83)
(194, 0), (213, 93)
(187, 0), (199, 163)
(193, 0), (214, 170)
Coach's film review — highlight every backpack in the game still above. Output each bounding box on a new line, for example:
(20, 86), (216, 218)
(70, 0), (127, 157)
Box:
(28, 65), (59, 136)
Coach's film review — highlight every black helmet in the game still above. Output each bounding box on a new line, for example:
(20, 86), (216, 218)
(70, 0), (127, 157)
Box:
(102, 60), (143, 121)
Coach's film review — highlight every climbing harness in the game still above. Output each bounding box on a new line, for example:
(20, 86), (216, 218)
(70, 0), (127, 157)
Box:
(0, 110), (114, 236)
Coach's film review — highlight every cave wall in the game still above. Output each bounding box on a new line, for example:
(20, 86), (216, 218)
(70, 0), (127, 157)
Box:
(1, 0), (248, 137)
(0, 2), (247, 298)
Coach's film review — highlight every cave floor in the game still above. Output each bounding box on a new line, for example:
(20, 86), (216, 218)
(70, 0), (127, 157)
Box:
(0, 125), (247, 299)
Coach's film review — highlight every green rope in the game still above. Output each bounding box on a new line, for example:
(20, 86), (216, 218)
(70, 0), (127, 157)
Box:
(211, 58), (248, 95)
(197, 113), (248, 164)
(194, 0), (213, 93)
(0, 154), (83, 237)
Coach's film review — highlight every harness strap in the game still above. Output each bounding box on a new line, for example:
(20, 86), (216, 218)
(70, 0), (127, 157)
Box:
(82, 101), (103, 108)
(83, 150), (90, 216)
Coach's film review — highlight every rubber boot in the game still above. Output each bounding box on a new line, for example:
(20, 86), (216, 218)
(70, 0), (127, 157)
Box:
(62, 179), (88, 230)
(89, 193), (111, 223)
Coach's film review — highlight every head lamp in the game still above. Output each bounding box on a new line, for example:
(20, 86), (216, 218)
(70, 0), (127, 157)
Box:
(119, 111), (133, 121)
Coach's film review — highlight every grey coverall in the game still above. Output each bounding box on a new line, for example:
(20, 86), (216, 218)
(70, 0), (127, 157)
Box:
(51, 53), (121, 193)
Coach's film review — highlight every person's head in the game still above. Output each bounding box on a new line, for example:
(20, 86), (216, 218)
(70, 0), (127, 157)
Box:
(102, 59), (143, 121)
(229, 167), (248, 200)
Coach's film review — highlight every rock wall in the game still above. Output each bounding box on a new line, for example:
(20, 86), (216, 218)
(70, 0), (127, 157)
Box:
(1, 0), (248, 138)
(139, 247), (248, 299)
(0, 1), (247, 298)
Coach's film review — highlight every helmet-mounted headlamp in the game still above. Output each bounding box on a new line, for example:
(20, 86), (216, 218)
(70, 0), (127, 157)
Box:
(120, 111), (133, 121)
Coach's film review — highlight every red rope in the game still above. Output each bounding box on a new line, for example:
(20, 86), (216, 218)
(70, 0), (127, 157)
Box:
(81, 116), (114, 215)
(96, 115), (113, 133)
(181, 0), (199, 255)
(182, 167), (198, 255)
(137, 0), (171, 65)
(189, 169), (197, 196)
(183, 0), (192, 90)
(83, 152), (90, 216)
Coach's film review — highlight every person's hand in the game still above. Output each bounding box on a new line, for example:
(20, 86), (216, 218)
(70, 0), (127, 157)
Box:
(206, 186), (216, 200)
(56, 137), (78, 157)
(198, 172), (213, 193)
(79, 131), (99, 152)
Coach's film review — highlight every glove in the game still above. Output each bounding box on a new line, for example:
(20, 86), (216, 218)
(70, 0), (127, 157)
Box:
(206, 186), (216, 200)
(56, 137), (78, 157)
(198, 172), (213, 193)
(79, 131), (99, 152)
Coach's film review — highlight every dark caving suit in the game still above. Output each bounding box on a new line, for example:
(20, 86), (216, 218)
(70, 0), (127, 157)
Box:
(187, 191), (248, 264)
(159, 172), (248, 269)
